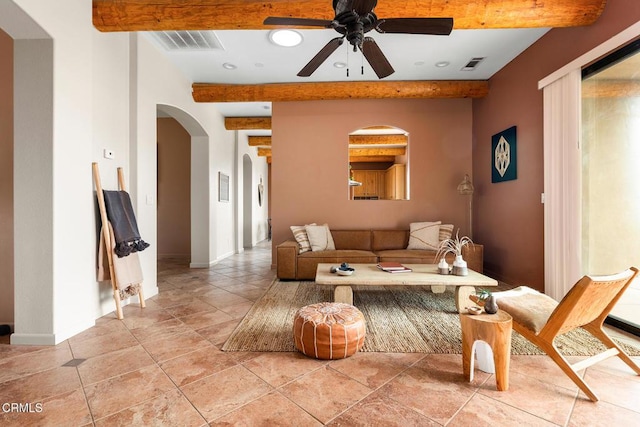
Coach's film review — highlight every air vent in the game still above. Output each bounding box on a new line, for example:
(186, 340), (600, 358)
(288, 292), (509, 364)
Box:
(461, 57), (485, 71)
(152, 31), (224, 51)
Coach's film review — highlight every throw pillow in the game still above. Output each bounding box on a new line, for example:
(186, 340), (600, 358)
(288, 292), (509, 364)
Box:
(305, 224), (336, 251)
(439, 224), (454, 242)
(290, 223), (315, 254)
(407, 221), (442, 250)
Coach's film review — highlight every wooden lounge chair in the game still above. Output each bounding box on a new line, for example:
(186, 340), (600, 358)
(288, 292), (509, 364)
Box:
(494, 267), (640, 402)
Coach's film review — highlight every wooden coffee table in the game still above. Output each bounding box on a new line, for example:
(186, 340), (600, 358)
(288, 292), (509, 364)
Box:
(315, 263), (498, 313)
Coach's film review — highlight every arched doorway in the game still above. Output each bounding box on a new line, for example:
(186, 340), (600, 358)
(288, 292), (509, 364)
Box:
(156, 104), (210, 268)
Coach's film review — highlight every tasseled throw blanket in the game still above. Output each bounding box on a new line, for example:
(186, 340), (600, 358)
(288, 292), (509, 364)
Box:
(102, 190), (150, 257)
(98, 222), (143, 298)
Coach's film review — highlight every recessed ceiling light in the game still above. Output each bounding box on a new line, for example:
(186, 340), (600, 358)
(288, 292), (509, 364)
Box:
(334, 62), (347, 68)
(414, 61), (425, 66)
(222, 62), (237, 70)
(435, 61), (450, 68)
(255, 62), (264, 68)
(269, 29), (303, 47)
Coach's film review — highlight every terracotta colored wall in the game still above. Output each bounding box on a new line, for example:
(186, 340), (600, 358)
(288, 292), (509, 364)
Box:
(272, 98), (473, 259)
(472, 0), (640, 291)
(157, 118), (191, 257)
(0, 29), (13, 325)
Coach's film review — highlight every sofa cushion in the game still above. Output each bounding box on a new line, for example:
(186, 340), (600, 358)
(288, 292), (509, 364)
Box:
(371, 230), (409, 251)
(290, 223), (315, 254)
(298, 249), (376, 260)
(331, 230), (372, 251)
(306, 224), (336, 251)
(377, 249), (439, 264)
(407, 221), (441, 250)
(297, 249), (378, 280)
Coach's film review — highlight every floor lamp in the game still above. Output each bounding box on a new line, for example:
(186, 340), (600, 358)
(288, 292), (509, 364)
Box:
(457, 174), (474, 238)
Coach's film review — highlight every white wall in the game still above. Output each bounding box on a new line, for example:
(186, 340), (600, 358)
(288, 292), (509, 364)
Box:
(10, 0), (96, 344)
(134, 34), (236, 266)
(5, 0), (238, 344)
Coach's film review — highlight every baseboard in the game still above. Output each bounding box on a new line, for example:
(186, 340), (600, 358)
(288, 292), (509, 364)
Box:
(190, 261), (214, 268)
(11, 317), (95, 345)
(10, 333), (57, 346)
(217, 250), (235, 261)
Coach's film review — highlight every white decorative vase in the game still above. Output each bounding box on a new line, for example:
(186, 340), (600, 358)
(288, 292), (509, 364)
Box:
(437, 258), (449, 275)
(452, 255), (468, 276)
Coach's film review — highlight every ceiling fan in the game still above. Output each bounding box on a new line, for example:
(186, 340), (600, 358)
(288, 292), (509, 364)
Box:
(264, 0), (453, 79)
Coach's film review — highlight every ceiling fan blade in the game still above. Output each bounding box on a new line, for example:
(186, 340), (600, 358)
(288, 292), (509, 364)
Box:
(264, 16), (333, 27)
(377, 17), (454, 35)
(298, 37), (344, 77)
(360, 37), (394, 79)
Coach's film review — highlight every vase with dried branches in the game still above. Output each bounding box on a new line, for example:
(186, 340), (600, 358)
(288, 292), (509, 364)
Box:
(436, 230), (473, 276)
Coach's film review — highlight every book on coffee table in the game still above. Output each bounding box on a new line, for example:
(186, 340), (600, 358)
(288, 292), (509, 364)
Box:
(377, 262), (412, 273)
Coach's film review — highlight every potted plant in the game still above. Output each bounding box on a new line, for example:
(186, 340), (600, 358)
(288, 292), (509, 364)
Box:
(436, 230), (473, 276)
(469, 288), (499, 314)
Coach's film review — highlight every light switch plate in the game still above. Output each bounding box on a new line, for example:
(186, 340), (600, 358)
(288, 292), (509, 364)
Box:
(103, 149), (115, 159)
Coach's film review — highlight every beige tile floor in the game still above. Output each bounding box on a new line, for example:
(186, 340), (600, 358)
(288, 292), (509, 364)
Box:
(1, 240), (640, 426)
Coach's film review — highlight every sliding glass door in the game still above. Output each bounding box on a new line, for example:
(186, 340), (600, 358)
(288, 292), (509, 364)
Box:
(582, 41), (640, 336)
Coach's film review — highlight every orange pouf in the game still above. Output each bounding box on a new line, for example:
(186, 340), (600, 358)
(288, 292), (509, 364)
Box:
(293, 302), (366, 360)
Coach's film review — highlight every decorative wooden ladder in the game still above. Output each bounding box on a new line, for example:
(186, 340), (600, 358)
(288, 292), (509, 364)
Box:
(92, 162), (145, 319)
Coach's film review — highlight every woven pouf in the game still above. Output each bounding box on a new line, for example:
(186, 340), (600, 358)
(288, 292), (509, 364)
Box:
(293, 302), (366, 360)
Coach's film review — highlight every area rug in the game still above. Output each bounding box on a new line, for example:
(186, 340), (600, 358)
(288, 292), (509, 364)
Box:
(222, 279), (640, 356)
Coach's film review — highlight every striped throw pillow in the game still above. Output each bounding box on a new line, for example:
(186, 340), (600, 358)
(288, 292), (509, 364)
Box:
(439, 224), (454, 242)
(290, 223), (315, 254)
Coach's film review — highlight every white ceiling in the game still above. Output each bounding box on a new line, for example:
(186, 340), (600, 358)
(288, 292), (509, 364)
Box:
(145, 27), (550, 118)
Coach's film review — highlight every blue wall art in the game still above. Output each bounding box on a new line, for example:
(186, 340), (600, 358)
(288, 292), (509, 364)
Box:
(491, 126), (517, 183)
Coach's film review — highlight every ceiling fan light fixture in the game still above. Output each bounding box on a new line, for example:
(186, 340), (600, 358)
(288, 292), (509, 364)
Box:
(269, 29), (303, 47)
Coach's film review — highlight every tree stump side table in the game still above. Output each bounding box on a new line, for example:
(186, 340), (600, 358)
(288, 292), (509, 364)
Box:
(460, 309), (513, 391)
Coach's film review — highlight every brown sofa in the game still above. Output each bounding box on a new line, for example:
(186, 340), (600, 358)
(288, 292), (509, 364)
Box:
(276, 229), (483, 280)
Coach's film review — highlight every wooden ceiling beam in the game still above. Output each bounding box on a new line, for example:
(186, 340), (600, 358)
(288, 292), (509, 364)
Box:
(248, 135), (408, 147)
(248, 136), (272, 146)
(93, 0), (607, 32)
(350, 156), (396, 163)
(349, 134), (407, 146)
(349, 147), (406, 157)
(224, 117), (271, 130)
(194, 81), (489, 103)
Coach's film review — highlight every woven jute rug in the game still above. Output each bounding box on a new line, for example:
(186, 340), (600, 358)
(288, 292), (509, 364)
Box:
(222, 279), (640, 356)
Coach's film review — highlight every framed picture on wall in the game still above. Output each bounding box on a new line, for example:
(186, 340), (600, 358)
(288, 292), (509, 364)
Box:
(219, 172), (230, 202)
(491, 126), (517, 183)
